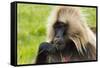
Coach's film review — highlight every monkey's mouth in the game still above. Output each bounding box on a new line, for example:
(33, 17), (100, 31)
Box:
(59, 39), (81, 62)
(53, 41), (66, 50)
(52, 39), (81, 62)
(61, 39), (81, 62)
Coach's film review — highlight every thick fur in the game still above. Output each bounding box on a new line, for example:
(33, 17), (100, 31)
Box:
(46, 6), (96, 61)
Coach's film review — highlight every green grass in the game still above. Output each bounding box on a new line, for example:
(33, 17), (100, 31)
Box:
(17, 4), (52, 64)
(81, 7), (96, 27)
(17, 4), (96, 65)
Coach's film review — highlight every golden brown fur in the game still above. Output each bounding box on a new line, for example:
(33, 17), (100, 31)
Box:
(46, 6), (96, 60)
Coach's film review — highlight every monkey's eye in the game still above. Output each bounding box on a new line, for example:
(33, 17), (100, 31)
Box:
(53, 21), (66, 29)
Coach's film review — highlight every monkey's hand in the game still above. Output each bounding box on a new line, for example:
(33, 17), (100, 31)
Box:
(36, 42), (57, 63)
(38, 42), (57, 54)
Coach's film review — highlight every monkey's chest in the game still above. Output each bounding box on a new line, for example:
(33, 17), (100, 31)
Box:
(62, 56), (71, 62)
(48, 54), (80, 63)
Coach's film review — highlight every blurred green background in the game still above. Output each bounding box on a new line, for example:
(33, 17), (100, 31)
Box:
(17, 4), (96, 65)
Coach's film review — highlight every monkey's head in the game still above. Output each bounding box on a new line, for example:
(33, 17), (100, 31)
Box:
(47, 6), (94, 55)
(52, 21), (69, 50)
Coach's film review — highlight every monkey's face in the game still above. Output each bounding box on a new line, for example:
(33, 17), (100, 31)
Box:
(51, 11), (86, 53)
(52, 21), (79, 52)
(53, 21), (68, 50)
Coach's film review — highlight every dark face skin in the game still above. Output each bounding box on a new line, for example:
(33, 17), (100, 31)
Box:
(53, 22), (67, 50)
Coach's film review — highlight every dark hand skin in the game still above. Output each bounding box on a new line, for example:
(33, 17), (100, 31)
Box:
(36, 42), (57, 64)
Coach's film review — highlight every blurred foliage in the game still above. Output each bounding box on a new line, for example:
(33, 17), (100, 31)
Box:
(81, 7), (96, 27)
(17, 4), (96, 65)
(17, 4), (52, 64)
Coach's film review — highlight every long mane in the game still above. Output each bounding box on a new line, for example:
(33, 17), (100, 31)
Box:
(46, 6), (96, 59)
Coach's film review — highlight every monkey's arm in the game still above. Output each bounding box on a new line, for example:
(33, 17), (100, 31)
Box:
(36, 42), (57, 64)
